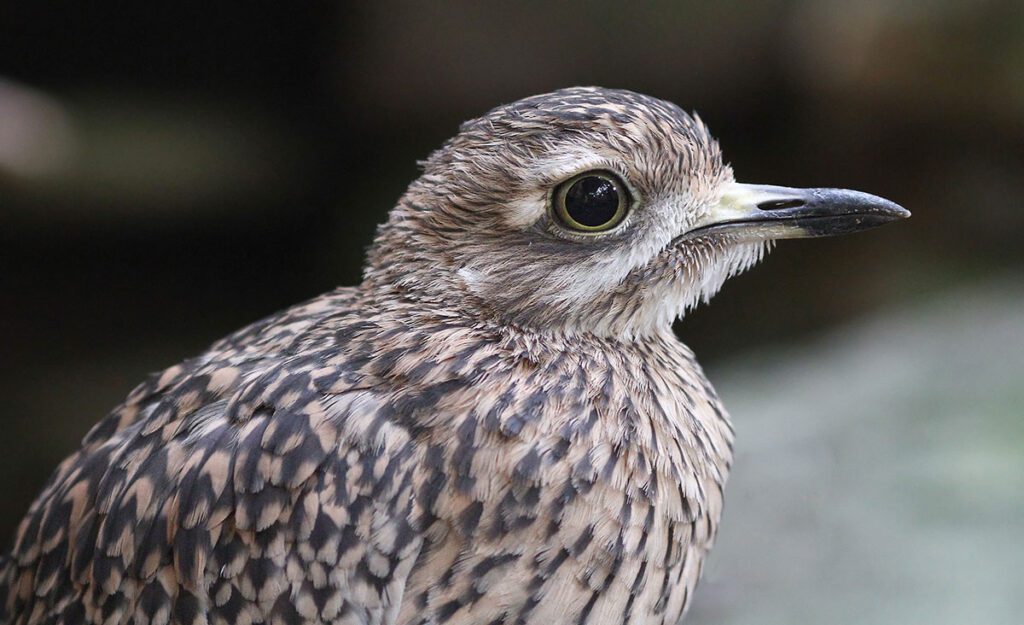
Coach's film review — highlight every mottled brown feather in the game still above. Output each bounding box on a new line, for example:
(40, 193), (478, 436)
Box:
(0, 88), (745, 625)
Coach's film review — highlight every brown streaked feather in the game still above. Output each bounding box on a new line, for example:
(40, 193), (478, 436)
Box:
(1, 88), (743, 625)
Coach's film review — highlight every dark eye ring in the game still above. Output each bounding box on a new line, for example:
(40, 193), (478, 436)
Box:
(553, 171), (629, 232)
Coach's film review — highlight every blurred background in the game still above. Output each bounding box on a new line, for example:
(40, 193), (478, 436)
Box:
(1, 1), (1021, 623)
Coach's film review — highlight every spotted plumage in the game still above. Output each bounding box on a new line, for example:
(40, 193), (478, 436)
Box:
(0, 87), (907, 625)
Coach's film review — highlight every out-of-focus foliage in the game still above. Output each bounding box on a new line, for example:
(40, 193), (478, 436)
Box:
(1, 1), (1021, 621)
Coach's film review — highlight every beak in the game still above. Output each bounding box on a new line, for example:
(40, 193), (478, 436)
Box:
(685, 182), (910, 241)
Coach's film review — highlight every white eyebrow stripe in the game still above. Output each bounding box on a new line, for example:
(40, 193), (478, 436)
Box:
(503, 195), (546, 228)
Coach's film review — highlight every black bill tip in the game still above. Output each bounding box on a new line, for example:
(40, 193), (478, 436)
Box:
(784, 188), (911, 237)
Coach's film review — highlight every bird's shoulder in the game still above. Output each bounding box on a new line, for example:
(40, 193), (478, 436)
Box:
(0, 288), (442, 625)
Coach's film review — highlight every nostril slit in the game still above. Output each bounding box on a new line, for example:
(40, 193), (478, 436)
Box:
(758, 199), (805, 211)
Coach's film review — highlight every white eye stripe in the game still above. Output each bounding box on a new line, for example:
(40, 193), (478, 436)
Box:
(502, 195), (547, 229)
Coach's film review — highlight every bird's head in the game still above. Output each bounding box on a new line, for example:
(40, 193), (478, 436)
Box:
(366, 87), (908, 338)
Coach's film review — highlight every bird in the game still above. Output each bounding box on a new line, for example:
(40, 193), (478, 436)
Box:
(0, 87), (908, 625)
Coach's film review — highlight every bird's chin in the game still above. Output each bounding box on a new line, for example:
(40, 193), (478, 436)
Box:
(674, 237), (773, 310)
(622, 238), (772, 335)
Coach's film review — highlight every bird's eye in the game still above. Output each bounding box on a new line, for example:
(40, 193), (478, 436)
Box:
(553, 171), (629, 232)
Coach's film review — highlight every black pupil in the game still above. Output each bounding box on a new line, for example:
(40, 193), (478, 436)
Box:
(564, 176), (620, 227)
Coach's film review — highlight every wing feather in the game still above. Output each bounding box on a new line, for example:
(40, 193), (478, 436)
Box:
(0, 351), (424, 625)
